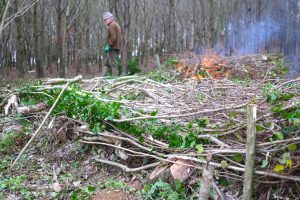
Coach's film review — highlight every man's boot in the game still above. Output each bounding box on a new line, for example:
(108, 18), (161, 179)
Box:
(112, 66), (118, 77)
(102, 65), (109, 76)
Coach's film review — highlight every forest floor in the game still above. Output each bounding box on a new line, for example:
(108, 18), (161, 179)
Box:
(1, 53), (300, 200)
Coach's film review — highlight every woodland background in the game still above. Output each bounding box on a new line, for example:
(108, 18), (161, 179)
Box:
(0, 0), (299, 78)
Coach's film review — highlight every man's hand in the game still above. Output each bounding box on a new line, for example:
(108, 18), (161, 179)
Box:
(104, 44), (111, 52)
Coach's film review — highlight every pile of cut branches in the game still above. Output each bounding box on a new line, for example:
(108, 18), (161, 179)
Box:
(175, 53), (288, 80)
(1, 56), (300, 198)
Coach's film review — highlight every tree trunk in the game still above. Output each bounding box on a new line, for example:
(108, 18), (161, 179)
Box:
(84, 3), (90, 74)
(56, 0), (66, 78)
(33, 4), (43, 78)
(14, 0), (26, 77)
(121, 0), (130, 75)
(0, 0), (11, 40)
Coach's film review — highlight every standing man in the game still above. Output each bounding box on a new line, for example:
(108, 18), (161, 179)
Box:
(102, 12), (122, 76)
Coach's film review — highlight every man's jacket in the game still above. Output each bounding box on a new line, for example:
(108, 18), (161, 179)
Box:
(106, 21), (121, 50)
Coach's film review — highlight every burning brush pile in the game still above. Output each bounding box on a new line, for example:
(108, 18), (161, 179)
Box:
(1, 54), (300, 198)
(174, 51), (286, 80)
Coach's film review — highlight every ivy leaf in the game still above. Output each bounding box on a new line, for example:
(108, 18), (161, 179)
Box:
(287, 144), (297, 152)
(292, 118), (300, 126)
(256, 125), (265, 132)
(71, 192), (78, 200)
(274, 132), (284, 140)
(285, 159), (293, 169)
(219, 177), (229, 187)
(85, 186), (95, 195)
(279, 152), (290, 164)
(196, 144), (204, 154)
(150, 111), (158, 116)
(190, 141), (196, 148)
(273, 164), (284, 173)
(261, 160), (269, 168)
(195, 117), (209, 128)
(282, 112), (295, 120)
(271, 105), (283, 113)
(282, 93), (294, 100)
(267, 122), (275, 130)
(233, 154), (243, 163)
(230, 112), (237, 118)
(220, 160), (229, 169)
(269, 93), (278, 102)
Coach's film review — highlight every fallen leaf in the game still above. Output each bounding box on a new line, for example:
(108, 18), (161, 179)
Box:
(261, 160), (268, 168)
(149, 164), (169, 181)
(170, 159), (194, 182)
(73, 181), (81, 187)
(287, 144), (297, 152)
(221, 160), (229, 169)
(53, 182), (62, 192)
(273, 164), (284, 173)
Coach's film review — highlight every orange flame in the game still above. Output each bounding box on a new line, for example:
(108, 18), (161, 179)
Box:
(175, 50), (230, 80)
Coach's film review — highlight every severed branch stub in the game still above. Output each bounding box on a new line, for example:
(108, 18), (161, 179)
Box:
(242, 104), (257, 200)
(45, 75), (82, 85)
(17, 102), (48, 115)
(199, 154), (214, 200)
(94, 157), (161, 172)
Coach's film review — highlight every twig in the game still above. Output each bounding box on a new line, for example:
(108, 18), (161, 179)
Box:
(276, 79), (300, 89)
(79, 140), (202, 170)
(167, 155), (300, 182)
(257, 137), (300, 147)
(94, 158), (161, 172)
(10, 82), (70, 169)
(112, 102), (249, 122)
(197, 134), (230, 147)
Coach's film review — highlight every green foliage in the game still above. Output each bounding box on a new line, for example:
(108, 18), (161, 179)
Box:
(127, 58), (141, 75)
(121, 92), (145, 101)
(262, 83), (295, 105)
(233, 154), (243, 163)
(145, 56), (178, 83)
(0, 0), (7, 17)
(22, 84), (122, 133)
(146, 70), (172, 83)
(19, 84), (210, 148)
(281, 125), (300, 136)
(287, 144), (297, 151)
(141, 179), (186, 200)
(272, 58), (289, 76)
(161, 56), (178, 68)
(0, 175), (32, 199)
(0, 157), (11, 172)
(99, 179), (136, 193)
(274, 152), (293, 173)
(262, 83), (300, 136)
(71, 186), (95, 200)
(195, 117), (209, 128)
(0, 131), (22, 154)
(142, 123), (206, 148)
(273, 132), (284, 140)
(19, 85), (48, 106)
(116, 57), (141, 75)
(261, 160), (269, 168)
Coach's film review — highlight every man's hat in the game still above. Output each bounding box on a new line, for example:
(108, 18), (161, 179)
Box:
(103, 12), (113, 20)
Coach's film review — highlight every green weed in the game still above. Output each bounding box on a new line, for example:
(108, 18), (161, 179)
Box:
(141, 179), (186, 200)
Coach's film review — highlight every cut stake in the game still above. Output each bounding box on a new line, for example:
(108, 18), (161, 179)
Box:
(242, 104), (257, 200)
